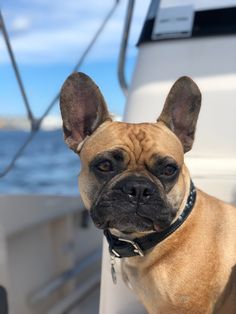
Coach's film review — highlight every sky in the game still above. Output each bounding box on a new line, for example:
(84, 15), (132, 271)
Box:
(0, 0), (150, 118)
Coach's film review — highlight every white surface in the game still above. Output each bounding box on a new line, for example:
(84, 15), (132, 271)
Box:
(48, 273), (100, 314)
(185, 157), (236, 178)
(0, 194), (83, 237)
(0, 195), (102, 314)
(70, 288), (100, 314)
(125, 36), (236, 158)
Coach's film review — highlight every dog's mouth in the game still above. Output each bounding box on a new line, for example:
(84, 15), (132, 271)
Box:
(110, 216), (172, 234)
(108, 214), (153, 233)
(90, 205), (175, 234)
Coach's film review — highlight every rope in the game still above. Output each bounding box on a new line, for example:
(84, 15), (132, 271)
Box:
(0, 11), (35, 124)
(0, 1), (120, 178)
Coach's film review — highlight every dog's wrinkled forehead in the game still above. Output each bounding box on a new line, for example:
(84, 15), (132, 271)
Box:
(80, 121), (184, 167)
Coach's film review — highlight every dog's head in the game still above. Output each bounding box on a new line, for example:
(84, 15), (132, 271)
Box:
(60, 73), (201, 235)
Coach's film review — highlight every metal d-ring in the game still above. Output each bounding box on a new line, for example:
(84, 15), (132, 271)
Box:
(118, 237), (144, 256)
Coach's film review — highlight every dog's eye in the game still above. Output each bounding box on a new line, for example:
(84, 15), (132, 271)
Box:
(96, 160), (113, 172)
(162, 164), (177, 177)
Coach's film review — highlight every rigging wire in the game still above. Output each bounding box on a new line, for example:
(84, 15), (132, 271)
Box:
(0, 11), (35, 125)
(0, 1), (120, 178)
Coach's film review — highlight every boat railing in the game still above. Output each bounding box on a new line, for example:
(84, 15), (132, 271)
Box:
(28, 250), (101, 307)
(118, 0), (135, 97)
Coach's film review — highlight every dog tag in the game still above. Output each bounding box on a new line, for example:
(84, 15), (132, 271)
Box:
(110, 254), (117, 284)
(111, 264), (117, 284)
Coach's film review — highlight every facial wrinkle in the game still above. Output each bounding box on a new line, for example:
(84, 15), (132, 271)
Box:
(128, 127), (143, 165)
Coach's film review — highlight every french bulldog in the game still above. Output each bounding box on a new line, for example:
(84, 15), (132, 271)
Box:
(60, 72), (236, 314)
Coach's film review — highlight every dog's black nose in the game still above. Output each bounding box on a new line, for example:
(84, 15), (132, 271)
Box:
(122, 179), (155, 203)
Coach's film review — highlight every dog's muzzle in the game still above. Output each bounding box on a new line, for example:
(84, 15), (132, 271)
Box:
(90, 175), (175, 233)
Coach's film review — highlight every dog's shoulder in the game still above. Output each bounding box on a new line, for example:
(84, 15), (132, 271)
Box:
(195, 189), (236, 243)
(196, 188), (236, 213)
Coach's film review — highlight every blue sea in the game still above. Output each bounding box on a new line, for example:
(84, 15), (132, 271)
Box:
(0, 130), (81, 195)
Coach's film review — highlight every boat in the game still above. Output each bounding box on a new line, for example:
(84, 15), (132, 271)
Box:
(0, 0), (236, 313)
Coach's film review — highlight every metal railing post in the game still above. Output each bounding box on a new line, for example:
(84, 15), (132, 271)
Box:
(118, 0), (135, 97)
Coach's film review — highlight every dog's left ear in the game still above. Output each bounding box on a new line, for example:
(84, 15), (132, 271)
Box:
(157, 76), (201, 153)
(60, 72), (111, 153)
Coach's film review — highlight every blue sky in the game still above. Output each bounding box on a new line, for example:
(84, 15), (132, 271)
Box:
(0, 0), (149, 118)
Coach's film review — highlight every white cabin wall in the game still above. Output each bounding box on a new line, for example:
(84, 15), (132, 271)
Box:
(124, 36), (236, 157)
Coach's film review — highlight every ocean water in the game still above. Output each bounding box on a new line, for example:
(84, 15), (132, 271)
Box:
(0, 130), (81, 195)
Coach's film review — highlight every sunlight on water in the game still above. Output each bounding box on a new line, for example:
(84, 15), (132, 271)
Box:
(0, 130), (80, 195)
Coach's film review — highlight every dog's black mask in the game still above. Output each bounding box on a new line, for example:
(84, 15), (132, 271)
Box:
(90, 175), (176, 233)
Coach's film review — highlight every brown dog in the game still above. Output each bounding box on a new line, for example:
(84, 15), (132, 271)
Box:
(59, 72), (236, 314)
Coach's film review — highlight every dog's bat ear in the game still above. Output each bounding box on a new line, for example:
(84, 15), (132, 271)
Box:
(60, 72), (111, 153)
(157, 76), (201, 153)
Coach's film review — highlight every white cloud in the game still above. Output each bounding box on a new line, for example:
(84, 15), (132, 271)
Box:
(11, 16), (31, 32)
(0, 0), (149, 64)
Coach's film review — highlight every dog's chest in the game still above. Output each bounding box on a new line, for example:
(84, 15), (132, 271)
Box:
(121, 259), (139, 291)
(121, 258), (218, 314)
(121, 258), (165, 312)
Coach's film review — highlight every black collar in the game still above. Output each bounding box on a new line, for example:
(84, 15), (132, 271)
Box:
(104, 180), (196, 258)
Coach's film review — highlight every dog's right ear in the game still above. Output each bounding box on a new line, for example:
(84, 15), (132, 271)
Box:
(60, 72), (111, 153)
(157, 76), (201, 153)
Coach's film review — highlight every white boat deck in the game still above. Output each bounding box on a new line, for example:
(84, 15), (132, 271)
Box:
(0, 194), (103, 314)
(70, 288), (100, 314)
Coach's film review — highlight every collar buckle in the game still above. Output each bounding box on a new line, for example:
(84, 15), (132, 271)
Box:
(118, 237), (144, 257)
(111, 249), (121, 258)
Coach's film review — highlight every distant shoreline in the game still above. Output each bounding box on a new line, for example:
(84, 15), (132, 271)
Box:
(0, 115), (62, 131)
(0, 128), (61, 132)
(0, 113), (121, 131)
